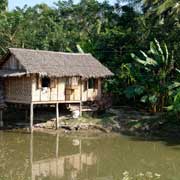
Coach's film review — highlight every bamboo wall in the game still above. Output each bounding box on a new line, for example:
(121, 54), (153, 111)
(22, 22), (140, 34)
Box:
(32, 76), (67, 102)
(1, 54), (102, 103)
(3, 76), (101, 104)
(82, 79), (101, 101)
(3, 75), (101, 103)
(4, 76), (32, 103)
(32, 76), (101, 103)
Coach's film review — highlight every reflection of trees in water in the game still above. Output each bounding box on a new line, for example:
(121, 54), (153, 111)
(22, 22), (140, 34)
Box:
(31, 134), (97, 180)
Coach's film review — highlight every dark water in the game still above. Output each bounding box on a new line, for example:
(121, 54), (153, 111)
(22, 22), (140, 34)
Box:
(1, 131), (180, 180)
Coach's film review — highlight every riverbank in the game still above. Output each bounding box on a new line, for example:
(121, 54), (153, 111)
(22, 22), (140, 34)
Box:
(110, 107), (180, 139)
(33, 106), (180, 139)
(1, 106), (180, 138)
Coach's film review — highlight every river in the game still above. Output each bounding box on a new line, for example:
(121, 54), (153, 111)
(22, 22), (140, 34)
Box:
(0, 131), (180, 180)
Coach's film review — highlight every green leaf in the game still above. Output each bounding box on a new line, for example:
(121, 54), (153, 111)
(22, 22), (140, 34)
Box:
(168, 82), (180, 90)
(76, 44), (84, 53)
(131, 53), (147, 66)
(134, 86), (144, 95)
(176, 68), (180, 73)
(141, 95), (148, 103)
(149, 95), (158, 104)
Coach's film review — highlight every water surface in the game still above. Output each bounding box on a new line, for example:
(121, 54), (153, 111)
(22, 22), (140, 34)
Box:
(0, 131), (180, 179)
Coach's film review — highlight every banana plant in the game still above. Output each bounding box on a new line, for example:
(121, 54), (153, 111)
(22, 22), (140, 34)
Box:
(131, 39), (179, 112)
(131, 39), (174, 79)
(167, 82), (180, 114)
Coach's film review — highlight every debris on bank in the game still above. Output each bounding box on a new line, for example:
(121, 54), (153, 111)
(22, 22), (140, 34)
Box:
(33, 114), (118, 133)
(2, 106), (164, 135)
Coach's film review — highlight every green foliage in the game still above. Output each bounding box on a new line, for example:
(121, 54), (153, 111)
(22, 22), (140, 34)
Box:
(124, 85), (144, 99)
(130, 39), (179, 112)
(0, 0), (8, 13)
(0, 0), (179, 114)
(167, 82), (180, 112)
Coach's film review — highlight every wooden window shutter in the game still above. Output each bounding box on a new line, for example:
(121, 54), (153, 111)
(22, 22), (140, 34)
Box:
(50, 78), (56, 88)
(95, 79), (98, 89)
(71, 77), (78, 86)
(84, 80), (88, 91)
(66, 78), (71, 86)
(37, 76), (42, 89)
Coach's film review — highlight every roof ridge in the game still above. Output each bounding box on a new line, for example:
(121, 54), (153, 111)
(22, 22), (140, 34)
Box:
(9, 48), (91, 56)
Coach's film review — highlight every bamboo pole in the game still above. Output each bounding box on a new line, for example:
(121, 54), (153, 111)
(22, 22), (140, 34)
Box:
(56, 103), (59, 129)
(80, 78), (83, 116)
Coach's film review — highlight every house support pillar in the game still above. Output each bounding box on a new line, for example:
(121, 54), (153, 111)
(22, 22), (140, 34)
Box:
(56, 103), (59, 129)
(30, 103), (34, 133)
(79, 102), (82, 117)
(0, 110), (3, 128)
(80, 78), (83, 117)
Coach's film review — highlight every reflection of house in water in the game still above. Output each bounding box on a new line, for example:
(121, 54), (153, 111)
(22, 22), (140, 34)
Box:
(30, 135), (97, 180)
(32, 152), (96, 179)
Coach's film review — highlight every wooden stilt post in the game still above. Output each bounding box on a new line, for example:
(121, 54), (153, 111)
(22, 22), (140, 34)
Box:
(80, 102), (82, 117)
(30, 103), (34, 133)
(80, 78), (83, 117)
(0, 110), (3, 128)
(56, 103), (59, 130)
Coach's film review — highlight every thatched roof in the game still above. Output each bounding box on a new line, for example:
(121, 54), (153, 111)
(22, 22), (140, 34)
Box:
(0, 48), (113, 78)
(0, 70), (26, 77)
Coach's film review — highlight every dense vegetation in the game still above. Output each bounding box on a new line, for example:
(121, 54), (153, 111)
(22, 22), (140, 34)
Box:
(0, 0), (179, 115)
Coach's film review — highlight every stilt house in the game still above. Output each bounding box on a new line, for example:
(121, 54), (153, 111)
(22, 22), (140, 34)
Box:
(0, 48), (113, 131)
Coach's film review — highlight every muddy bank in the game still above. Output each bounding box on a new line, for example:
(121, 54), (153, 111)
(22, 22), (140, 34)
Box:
(2, 106), (179, 138)
(111, 107), (180, 139)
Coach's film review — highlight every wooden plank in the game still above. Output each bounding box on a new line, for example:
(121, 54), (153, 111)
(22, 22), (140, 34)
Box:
(38, 76), (42, 102)
(5, 100), (32, 104)
(32, 100), (81, 104)
(30, 103), (34, 133)
(56, 103), (59, 130)
(57, 78), (59, 100)
(50, 84), (52, 101)
(80, 78), (82, 116)
(97, 78), (101, 99)
(86, 79), (88, 100)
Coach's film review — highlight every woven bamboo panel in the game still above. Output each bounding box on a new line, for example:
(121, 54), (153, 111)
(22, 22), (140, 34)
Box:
(4, 76), (31, 102)
(4, 75), (102, 103)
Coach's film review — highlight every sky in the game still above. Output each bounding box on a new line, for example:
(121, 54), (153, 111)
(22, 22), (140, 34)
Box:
(9, 0), (116, 10)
